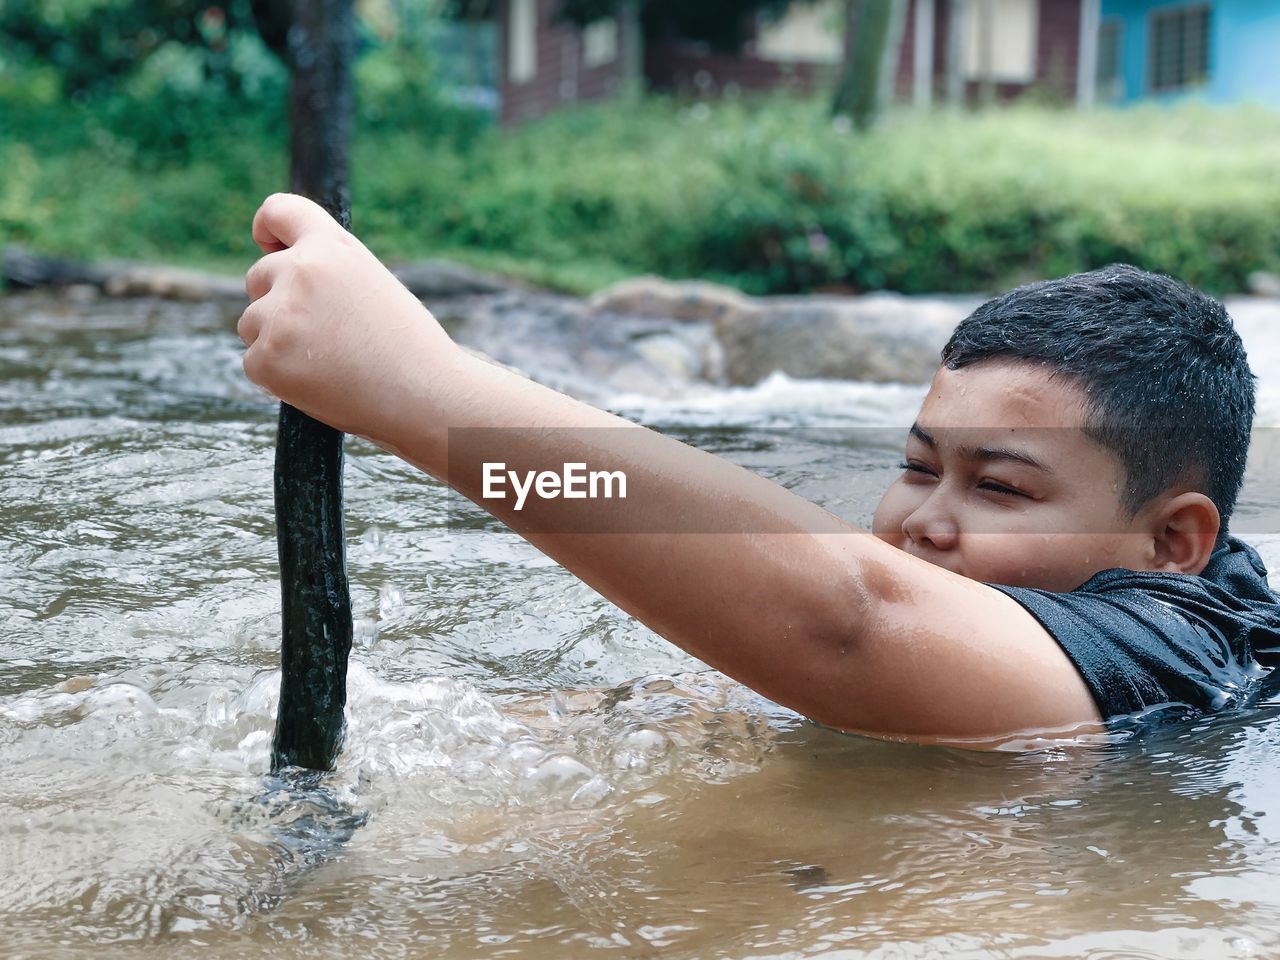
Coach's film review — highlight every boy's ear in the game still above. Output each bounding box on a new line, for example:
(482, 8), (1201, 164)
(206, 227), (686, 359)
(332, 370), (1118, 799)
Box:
(1150, 492), (1221, 576)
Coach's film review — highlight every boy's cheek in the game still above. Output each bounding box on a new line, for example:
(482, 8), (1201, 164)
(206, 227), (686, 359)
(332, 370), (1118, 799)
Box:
(955, 540), (1028, 587)
(963, 535), (1096, 592)
(870, 485), (908, 546)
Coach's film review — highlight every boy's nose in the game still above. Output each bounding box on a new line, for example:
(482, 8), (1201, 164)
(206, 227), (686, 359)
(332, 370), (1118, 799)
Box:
(901, 500), (959, 553)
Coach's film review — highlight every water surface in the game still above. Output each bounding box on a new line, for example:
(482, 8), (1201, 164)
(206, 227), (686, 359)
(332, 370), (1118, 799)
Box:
(3, 291), (1280, 959)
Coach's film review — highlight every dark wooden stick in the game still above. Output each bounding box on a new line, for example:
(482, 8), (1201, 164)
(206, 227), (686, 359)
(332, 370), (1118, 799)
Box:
(262, 0), (357, 773)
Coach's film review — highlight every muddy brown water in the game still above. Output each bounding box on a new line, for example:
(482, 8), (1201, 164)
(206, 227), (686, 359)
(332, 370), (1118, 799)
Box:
(3, 291), (1280, 959)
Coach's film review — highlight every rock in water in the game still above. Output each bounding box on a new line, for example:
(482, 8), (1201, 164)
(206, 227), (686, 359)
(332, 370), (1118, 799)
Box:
(588, 275), (755, 325)
(102, 265), (247, 302)
(1247, 272), (1280, 298)
(391, 259), (514, 299)
(715, 294), (978, 385)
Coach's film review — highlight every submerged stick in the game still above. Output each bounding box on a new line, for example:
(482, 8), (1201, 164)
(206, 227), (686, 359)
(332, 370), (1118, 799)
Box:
(272, 410), (352, 771)
(258, 0), (358, 773)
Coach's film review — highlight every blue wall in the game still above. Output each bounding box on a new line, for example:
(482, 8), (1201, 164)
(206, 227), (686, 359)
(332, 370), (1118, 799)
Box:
(1099, 0), (1280, 105)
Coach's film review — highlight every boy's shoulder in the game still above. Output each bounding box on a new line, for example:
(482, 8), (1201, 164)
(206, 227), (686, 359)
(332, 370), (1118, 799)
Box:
(1082, 535), (1273, 600)
(987, 536), (1280, 722)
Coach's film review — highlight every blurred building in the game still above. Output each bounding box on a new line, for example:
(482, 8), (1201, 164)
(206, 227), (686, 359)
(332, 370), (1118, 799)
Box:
(496, 0), (1099, 124)
(493, 0), (1279, 124)
(1096, 2), (1280, 105)
(498, 1), (642, 124)
(894, 0), (1096, 106)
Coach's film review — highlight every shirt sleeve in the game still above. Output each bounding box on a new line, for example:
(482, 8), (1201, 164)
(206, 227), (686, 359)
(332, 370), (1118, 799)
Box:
(989, 579), (1267, 721)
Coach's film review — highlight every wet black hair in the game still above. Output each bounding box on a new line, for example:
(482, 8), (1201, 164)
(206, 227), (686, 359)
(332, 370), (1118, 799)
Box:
(940, 264), (1256, 542)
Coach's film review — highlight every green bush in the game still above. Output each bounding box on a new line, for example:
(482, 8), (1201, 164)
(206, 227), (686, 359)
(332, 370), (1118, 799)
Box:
(4, 91), (1280, 295)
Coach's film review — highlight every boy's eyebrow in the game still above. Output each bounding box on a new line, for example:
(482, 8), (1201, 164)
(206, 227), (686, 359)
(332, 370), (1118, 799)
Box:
(908, 423), (1054, 473)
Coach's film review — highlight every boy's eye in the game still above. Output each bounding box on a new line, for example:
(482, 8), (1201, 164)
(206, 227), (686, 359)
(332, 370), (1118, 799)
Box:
(897, 461), (1027, 498)
(978, 480), (1027, 498)
(897, 460), (934, 476)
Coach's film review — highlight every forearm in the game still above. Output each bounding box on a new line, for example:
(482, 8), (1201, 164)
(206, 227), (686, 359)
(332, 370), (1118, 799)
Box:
(374, 349), (877, 721)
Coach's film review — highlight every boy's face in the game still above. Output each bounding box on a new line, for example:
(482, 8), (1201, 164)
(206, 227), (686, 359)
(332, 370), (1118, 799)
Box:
(872, 359), (1164, 593)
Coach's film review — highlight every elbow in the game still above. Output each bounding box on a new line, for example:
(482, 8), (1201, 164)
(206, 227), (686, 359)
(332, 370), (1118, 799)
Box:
(808, 550), (892, 663)
(776, 557), (886, 727)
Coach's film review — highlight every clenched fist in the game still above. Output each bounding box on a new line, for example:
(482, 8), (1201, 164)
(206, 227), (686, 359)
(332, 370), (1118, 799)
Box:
(238, 193), (461, 444)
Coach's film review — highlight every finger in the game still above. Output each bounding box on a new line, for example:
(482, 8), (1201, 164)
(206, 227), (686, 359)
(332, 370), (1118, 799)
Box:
(242, 339), (272, 391)
(244, 249), (289, 302)
(237, 296), (271, 347)
(251, 192), (337, 254)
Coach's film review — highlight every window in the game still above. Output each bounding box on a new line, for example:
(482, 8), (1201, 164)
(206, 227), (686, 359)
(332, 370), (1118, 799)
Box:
(755, 0), (842, 64)
(1149, 4), (1211, 93)
(582, 17), (618, 67)
(510, 0), (537, 84)
(963, 0), (1039, 83)
(1096, 18), (1123, 101)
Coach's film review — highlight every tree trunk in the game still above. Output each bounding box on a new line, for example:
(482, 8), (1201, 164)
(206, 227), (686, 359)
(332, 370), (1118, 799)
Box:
(945, 0), (967, 106)
(976, 0), (996, 107)
(878, 0), (908, 118)
(619, 0), (644, 100)
(832, 0), (896, 128)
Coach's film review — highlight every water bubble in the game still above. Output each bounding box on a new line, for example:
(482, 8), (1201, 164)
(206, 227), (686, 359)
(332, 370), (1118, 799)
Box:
(456, 757), (491, 782)
(454, 706), (523, 746)
(522, 754), (596, 801)
(548, 689), (572, 719)
(360, 525), (385, 554)
(501, 738), (549, 776)
(631, 676), (677, 697)
(570, 775), (613, 809)
(1, 689), (80, 725)
(612, 727), (670, 772)
(354, 616), (379, 649)
(1230, 937), (1256, 957)
(237, 729), (271, 767)
(83, 683), (158, 719)
(377, 583), (404, 620)
(205, 687), (231, 725)
(233, 671), (280, 721)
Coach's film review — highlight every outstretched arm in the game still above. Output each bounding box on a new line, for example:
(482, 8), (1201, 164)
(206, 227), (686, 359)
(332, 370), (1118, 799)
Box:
(239, 194), (1103, 746)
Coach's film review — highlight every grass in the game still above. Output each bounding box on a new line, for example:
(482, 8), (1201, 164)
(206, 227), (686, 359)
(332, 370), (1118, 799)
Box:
(4, 92), (1279, 296)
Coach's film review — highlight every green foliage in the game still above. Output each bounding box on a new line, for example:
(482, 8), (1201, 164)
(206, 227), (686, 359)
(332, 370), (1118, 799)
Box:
(0, 144), (56, 244)
(0, 0), (264, 96)
(4, 90), (1280, 296)
(859, 105), (1280, 293)
(420, 96), (1280, 296)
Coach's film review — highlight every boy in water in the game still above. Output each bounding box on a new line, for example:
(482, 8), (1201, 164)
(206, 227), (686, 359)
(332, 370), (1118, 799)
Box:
(239, 193), (1280, 746)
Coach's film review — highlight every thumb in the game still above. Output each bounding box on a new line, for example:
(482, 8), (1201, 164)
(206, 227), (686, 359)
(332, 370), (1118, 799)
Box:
(251, 193), (340, 254)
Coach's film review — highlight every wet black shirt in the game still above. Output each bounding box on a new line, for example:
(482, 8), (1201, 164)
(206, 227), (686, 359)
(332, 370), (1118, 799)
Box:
(990, 536), (1280, 721)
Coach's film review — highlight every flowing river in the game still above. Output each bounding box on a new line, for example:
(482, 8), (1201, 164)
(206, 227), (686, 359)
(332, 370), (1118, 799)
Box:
(3, 289), (1280, 959)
